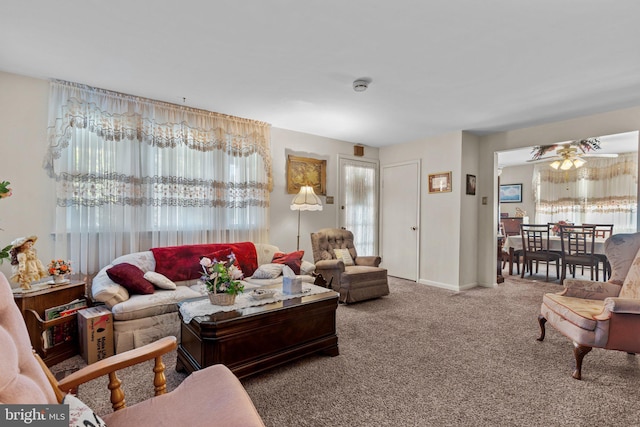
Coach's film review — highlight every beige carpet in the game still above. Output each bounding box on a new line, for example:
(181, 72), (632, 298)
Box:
(52, 274), (640, 426)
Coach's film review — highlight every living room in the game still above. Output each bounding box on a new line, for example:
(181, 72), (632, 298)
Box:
(3, 2), (640, 426)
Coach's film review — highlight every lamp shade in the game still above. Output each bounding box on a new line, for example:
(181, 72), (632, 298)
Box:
(290, 185), (323, 211)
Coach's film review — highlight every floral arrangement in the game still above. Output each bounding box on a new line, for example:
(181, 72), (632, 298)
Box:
(199, 252), (245, 295)
(552, 221), (568, 234)
(48, 259), (72, 276)
(531, 138), (601, 160)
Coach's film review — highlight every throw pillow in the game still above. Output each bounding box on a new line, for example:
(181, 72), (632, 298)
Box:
(333, 248), (355, 266)
(143, 271), (177, 290)
(272, 250), (304, 275)
(251, 263), (285, 279)
(64, 393), (107, 427)
(300, 260), (316, 275)
(107, 263), (155, 295)
(620, 246), (640, 299)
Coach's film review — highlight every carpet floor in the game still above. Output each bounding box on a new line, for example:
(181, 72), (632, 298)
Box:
(52, 274), (640, 426)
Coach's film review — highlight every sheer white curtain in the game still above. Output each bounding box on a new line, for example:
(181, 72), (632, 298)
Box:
(342, 159), (378, 255)
(533, 152), (637, 233)
(44, 80), (272, 275)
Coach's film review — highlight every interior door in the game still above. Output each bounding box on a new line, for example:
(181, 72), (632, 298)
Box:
(381, 160), (420, 281)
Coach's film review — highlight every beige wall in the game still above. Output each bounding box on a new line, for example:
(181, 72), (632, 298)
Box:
(498, 164), (535, 220)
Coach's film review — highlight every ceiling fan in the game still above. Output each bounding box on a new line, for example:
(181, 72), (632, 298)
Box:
(527, 138), (618, 170)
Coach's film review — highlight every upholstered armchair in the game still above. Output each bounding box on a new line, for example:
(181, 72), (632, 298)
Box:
(0, 272), (264, 426)
(310, 228), (389, 304)
(537, 232), (640, 380)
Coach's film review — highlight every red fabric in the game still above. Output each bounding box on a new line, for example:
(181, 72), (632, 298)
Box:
(272, 250), (304, 275)
(151, 242), (258, 282)
(107, 263), (155, 295)
(204, 248), (234, 264)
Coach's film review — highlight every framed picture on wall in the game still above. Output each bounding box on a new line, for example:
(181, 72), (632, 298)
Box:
(428, 171), (452, 193)
(465, 174), (476, 195)
(499, 183), (522, 203)
(286, 155), (327, 195)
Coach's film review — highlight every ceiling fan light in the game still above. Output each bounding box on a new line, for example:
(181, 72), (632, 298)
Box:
(573, 158), (586, 168)
(550, 160), (561, 170)
(560, 159), (573, 170)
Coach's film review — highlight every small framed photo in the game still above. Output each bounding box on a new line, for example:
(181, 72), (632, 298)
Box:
(428, 171), (452, 193)
(499, 183), (522, 203)
(466, 174), (476, 195)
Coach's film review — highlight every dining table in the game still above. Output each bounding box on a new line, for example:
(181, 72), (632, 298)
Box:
(502, 235), (607, 276)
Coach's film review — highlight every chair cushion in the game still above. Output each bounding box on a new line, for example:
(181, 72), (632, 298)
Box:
(542, 293), (605, 331)
(620, 246), (640, 299)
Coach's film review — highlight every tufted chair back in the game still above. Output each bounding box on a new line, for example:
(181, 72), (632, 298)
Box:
(0, 272), (57, 404)
(310, 228), (358, 263)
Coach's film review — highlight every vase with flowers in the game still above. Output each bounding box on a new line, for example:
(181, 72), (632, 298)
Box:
(48, 259), (72, 284)
(199, 252), (244, 306)
(552, 220), (568, 236)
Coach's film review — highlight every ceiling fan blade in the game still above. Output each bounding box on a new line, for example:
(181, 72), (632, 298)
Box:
(582, 153), (618, 158)
(526, 156), (560, 163)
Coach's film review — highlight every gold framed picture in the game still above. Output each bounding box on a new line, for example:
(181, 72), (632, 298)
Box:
(428, 171), (452, 193)
(286, 155), (327, 195)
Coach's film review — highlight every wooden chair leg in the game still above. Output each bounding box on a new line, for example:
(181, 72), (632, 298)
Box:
(572, 344), (592, 380)
(537, 315), (546, 341)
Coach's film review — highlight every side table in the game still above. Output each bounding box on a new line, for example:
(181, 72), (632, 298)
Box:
(13, 280), (87, 366)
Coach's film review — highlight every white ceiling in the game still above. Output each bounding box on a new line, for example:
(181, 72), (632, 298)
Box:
(2, 1), (640, 148)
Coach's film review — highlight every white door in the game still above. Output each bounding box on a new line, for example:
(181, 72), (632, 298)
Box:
(381, 160), (420, 281)
(338, 156), (379, 255)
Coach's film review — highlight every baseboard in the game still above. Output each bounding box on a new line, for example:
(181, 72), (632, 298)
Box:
(417, 279), (478, 292)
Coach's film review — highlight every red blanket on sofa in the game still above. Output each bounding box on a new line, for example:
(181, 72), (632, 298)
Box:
(151, 242), (258, 282)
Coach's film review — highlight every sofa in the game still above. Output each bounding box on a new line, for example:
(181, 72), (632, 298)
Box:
(91, 242), (315, 353)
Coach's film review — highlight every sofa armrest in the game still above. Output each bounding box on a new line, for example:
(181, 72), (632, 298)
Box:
(560, 279), (622, 300)
(355, 256), (381, 267)
(315, 259), (345, 272)
(599, 297), (640, 317)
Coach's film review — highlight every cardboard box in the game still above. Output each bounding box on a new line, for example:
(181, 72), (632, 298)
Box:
(77, 306), (114, 364)
(283, 276), (302, 294)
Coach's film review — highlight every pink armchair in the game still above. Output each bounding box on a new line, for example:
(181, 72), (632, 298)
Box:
(0, 272), (264, 426)
(537, 232), (640, 380)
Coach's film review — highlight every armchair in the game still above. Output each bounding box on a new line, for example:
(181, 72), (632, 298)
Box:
(310, 228), (389, 304)
(537, 232), (640, 380)
(0, 272), (264, 426)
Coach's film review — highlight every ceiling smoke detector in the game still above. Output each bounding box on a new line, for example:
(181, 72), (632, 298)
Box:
(353, 79), (370, 92)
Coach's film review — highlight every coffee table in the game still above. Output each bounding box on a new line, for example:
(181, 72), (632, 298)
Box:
(176, 288), (339, 379)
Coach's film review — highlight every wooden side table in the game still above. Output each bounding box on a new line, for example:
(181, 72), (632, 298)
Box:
(13, 280), (87, 366)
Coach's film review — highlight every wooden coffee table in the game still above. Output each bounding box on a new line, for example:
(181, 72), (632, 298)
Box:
(176, 288), (339, 379)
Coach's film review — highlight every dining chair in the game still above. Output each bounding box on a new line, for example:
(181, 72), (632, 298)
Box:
(583, 224), (614, 280)
(559, 224), (599, 284)
(501, 218), (524, 274)
(520, 224), (561, 281)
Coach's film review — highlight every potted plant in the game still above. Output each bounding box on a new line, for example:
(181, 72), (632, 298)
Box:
(199, 252), (244, 306)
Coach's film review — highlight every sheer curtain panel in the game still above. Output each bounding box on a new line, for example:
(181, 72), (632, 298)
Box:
(533, 152), (637, 233)
(44, 80), (272, 275)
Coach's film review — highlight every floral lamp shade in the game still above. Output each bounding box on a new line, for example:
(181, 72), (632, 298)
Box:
(290, 186), (323, 251)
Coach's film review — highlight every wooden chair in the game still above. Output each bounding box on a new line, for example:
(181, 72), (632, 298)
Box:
(583, 224), (614, 280)
(500, 218), (524, 274)
(559, 225), (599, 284)
(520, 224), (561, 281)
(0, 272), (265, 426)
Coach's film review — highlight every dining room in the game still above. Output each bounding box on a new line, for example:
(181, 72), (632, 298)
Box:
(496, 130), (639, 282)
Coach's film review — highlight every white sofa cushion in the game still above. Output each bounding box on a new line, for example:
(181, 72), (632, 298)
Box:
(110, 287), (203, 321)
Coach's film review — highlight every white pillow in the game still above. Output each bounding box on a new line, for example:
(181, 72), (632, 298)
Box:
(300, 260), (316, 275)
(251, 263), (285, 279)
(333, 248), (354, 266)
(144, 271), (177, 290)
(64, 393), (107, 427)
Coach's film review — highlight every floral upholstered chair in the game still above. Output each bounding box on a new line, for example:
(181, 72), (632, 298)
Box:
(537, 232), (640, 380)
